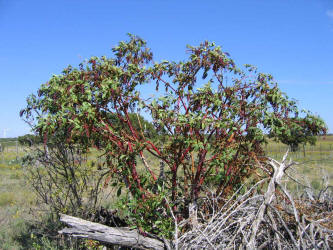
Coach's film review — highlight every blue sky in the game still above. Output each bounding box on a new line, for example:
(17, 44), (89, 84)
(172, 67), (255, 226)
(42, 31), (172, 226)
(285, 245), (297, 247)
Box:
(0, 0), (332, 137)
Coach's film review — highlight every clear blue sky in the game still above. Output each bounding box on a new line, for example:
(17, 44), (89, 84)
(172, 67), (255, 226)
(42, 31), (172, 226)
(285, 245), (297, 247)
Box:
(0, 0), (332, 137)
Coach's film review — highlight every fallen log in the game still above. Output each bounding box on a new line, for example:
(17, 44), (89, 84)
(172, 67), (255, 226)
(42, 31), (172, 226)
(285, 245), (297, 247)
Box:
(58, 214), (165, 250)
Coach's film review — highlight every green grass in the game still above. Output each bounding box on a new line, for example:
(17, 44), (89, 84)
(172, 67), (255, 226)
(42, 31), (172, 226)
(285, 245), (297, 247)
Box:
(0, 147), (37, 249)
(0, 192), (16, 207)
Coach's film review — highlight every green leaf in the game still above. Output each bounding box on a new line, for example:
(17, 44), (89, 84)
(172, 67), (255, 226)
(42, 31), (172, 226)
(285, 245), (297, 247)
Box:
(117, 187), (122, 197)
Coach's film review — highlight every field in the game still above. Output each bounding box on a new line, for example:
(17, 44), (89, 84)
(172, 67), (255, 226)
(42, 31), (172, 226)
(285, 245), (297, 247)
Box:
(0, 142), (37, 249)
(265, 136), (333, 190)
(0, 136), (332, 248)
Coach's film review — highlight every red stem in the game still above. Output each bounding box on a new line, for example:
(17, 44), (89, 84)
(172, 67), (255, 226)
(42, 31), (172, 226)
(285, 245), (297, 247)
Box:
(145, 140), (162, 156)
(139, 151), (157, 181)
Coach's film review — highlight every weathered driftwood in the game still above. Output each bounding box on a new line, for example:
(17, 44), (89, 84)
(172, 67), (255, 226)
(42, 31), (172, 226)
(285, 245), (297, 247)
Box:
(58, 214), (165, 250)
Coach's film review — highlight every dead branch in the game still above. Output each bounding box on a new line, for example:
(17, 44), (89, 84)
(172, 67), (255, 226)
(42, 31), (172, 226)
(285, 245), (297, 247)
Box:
(178, 151), (333, 249)
(58, 214), (165, 250)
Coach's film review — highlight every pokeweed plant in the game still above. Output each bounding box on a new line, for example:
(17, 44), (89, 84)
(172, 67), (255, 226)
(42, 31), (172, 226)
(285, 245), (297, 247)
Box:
(21, 35), (327, 236)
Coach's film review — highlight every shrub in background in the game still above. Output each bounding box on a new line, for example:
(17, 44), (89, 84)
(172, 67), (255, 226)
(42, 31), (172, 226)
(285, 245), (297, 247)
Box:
(22, 136), (109, 218)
